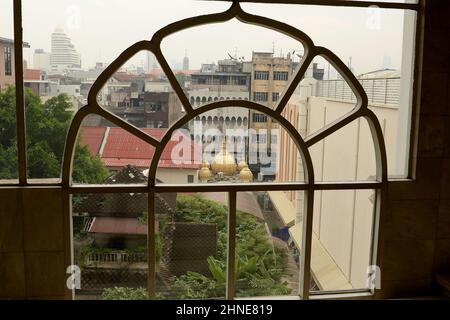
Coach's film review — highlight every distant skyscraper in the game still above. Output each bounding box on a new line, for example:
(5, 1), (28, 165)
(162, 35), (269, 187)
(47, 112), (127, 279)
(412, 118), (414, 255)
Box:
(147, 51), (159, 71)
(50, 26), (81, 72)
(182, 50), (189, 70)
(33, 49), (51, 72)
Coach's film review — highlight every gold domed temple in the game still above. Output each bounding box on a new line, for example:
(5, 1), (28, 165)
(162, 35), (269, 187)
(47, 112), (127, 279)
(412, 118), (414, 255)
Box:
(199, 140), (253, 183)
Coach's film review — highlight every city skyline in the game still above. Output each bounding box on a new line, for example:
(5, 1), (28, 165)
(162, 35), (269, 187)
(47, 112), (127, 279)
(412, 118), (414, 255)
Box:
(0, 0), (408, 75)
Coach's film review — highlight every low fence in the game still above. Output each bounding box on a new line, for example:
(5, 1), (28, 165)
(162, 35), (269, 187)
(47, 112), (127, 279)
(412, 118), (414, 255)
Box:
(86, 251), (147, 264)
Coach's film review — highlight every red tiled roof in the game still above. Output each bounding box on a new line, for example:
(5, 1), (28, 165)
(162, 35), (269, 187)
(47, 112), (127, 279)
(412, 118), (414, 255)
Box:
(24, 69), (41, 80)
(112, 72), (139, 82)
(89, 217), (158, 235)
(79, 126), (106, 155)
(102, 128), (158, 159)
(80, 127), (200, 170)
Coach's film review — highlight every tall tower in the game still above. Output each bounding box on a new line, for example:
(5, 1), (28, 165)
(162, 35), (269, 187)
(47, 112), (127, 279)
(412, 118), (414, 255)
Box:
(182, 49), (189, 71)
(50, 26), (81, 72)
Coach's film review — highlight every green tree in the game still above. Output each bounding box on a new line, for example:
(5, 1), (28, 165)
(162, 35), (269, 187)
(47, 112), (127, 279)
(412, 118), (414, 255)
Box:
(170, 195), (291, 298)
(0, 86), (110, 183)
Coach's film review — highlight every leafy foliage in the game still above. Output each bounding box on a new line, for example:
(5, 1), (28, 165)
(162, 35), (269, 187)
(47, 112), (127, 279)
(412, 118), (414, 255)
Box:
(101, 287), (148, 300)
(0, 86), (109, 183)
(170, 194), (291, 298)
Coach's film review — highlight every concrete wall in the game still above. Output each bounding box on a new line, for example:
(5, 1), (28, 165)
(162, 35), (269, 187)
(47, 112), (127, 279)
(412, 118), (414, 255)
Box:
(306, 97), (398, 289)
(156, 168), (198, 184)
(0, 188), (70, 299)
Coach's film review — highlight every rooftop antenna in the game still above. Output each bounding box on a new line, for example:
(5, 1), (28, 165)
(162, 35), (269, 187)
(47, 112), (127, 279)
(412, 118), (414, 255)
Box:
(272, 41), (275, 55)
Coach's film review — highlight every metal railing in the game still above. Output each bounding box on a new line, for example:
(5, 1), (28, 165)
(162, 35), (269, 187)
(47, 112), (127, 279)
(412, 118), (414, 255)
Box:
(316, 77), (400, 106)
(87, 251), (147, 264)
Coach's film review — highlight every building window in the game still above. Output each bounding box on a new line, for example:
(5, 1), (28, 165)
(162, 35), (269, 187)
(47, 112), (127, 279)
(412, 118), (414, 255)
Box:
(273, 71), (288, 81)
(271, 134), (278, 144)
(254, 71), (269, 80)
(187, 175), (194, 183)
(272, 92), (279, 102)
(252, 113), (268, 123)
(253, 92), (268, 102)
(259, 134), (267, 144)
(4, 47), (12, 76)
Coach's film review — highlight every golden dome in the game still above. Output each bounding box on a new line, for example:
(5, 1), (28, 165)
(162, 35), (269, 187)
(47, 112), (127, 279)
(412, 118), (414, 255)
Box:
(200, 160), (210, 169)
(211, 140), (237, 176)
(239, 166), (253, 182)
(199, 166), (212, 182)
(237, 160), (248, 171)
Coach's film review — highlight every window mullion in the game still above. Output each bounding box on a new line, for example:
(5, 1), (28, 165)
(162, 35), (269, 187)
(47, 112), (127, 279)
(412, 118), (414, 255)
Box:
(299, 189), (314, 299)
(226, 191), (237, 300)
(13, 0), (27, 184)
(148, 189), (156, 300)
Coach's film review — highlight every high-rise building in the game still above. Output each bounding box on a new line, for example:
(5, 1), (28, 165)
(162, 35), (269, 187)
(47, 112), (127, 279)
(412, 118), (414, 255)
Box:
(182, 50), (189, 71)
(50, 26), (81, 72)
(33, 49), (51, 72)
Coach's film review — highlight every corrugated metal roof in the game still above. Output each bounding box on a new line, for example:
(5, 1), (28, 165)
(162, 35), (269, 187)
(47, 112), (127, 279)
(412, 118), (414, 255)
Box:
(89, 217), (158, 235)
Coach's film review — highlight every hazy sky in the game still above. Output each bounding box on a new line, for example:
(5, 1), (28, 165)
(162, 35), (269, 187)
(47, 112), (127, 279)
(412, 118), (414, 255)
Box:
(0, 0), (412, 75)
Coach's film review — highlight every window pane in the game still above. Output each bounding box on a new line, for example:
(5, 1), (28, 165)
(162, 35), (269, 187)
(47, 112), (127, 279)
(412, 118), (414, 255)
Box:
(235, 191), (301, 297)
(161, 19), (304, 110)
(0, 0), (18, 182)
(22, 0), (228, 180)
(72, 114), (157, 185)
(308, 118), (377, 182)
(309, 189), (377, 293)
(156, 192), (227, 299)
(156, 107), (306, 185)
(72, 193), (148, 300)
(243, 3), (416, 178)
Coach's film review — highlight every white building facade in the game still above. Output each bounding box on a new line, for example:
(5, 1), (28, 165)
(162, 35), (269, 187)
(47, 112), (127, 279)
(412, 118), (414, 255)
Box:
(50, 27), (81, 72)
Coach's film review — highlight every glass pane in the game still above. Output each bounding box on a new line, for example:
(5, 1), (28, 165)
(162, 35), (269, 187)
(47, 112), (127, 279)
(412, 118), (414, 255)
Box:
(0, 0), (18, 182)
(235, 191), (300, 297)
(72, 193), (148, 300)
(308, 118), (377, 182)
(72, 114), (157, 185)
(156, 192), (227, 299)
(242, 3), (416, 178)
(156, 107), (306, 185)
(96, 51), (185, 139)
(309, 189), (376, 293)
(161, 19), (305, 110)
(22, 0), (228, 180)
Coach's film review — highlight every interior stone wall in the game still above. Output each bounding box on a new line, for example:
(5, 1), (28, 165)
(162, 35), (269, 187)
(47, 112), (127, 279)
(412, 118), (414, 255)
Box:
(0, 188), (70, 299)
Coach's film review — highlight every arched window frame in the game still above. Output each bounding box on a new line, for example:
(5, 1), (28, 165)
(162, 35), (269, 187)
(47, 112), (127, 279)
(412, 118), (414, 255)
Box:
(45, 1), (426, 301)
